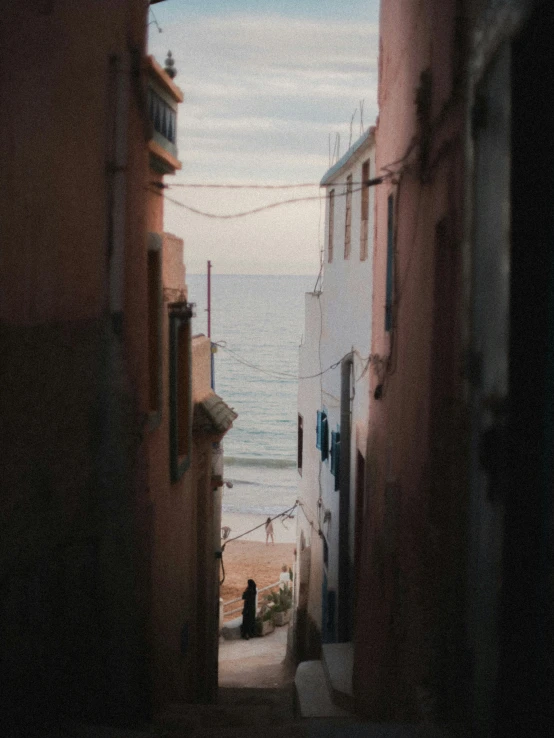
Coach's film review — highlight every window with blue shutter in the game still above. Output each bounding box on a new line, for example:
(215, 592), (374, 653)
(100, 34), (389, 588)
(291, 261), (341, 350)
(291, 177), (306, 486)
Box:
(316, 410), (329, 461)
(330, 429), (341, 490)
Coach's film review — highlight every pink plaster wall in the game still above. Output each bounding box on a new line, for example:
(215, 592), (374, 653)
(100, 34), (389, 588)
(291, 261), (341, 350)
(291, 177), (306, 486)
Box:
(0, 1), (153, 726)
(0, 1), (146, 328)
(163, 232), (187, 295)
(354, 0), (467, 722)
(192, 335), (213, 401)
(146, 233), (215, 706)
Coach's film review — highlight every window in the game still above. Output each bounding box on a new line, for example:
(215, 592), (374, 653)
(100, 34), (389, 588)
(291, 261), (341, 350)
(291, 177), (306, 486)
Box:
(330, 429), (341, 490)
(147, 86), (177, 144)
(328, 189), (335, 262)
(316, 410), (329, 461)
(360, 160), (370, 260)
(147, 234), (163, 425)
(297, 414), (304, 475)
(385, 194), (395, 331)
(344, 175), (353, 259)
(169, 302), (193, 482)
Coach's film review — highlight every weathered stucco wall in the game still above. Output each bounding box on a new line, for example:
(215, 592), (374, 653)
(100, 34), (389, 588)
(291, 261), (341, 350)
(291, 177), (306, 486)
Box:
(146, 230), (218, 706)
(0, 1), (151, 729)
(192, 335), (213, 401)
(354, 0), (467, 723)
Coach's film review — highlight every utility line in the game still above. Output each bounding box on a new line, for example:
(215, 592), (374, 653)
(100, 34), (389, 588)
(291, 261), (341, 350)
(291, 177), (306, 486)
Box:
(152, 177), (386, 220)
(219, 503), (298, 585)
(221, 503), (298, 549)
(152, 181), (379, 189)
(213, 341), (366, 381)
(160, 182), (319, 189)
(167, 193), (331, 219)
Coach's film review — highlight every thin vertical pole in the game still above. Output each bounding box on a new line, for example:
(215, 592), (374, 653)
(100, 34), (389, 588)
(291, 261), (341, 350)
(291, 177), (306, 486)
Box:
(207, 260), (212, 338)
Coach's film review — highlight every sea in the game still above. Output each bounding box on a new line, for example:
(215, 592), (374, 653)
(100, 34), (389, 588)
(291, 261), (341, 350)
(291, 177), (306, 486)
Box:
(187, 274), (316, 522)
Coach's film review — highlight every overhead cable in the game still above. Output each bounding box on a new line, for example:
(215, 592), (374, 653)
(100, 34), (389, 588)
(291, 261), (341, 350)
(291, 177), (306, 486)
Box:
(221, 503), (298, 548)
(153, 178), (385, 220)
(151, 180), (381, 190)
(213, 341), (366, 381)
(158, 182), (320, 189)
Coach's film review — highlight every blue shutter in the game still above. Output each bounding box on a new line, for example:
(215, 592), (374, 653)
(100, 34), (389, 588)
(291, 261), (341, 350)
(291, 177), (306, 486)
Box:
(321, 413), (329, 461)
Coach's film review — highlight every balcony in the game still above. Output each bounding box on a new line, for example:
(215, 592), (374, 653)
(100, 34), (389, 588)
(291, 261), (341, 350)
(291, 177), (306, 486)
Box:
(146, 55), (183, 174)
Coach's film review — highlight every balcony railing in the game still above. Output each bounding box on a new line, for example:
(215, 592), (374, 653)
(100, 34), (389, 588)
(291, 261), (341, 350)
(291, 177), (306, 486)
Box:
(147, 77), (179, 172)
(148, 86), (176, 145)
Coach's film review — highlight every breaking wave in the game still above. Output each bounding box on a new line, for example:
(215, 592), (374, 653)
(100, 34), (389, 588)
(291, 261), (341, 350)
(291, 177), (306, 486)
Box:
(224, 456), (296, 469)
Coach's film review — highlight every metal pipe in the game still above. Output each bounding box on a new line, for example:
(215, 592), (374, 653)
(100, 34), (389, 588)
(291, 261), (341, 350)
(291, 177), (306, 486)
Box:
(338, 352), (354, 642)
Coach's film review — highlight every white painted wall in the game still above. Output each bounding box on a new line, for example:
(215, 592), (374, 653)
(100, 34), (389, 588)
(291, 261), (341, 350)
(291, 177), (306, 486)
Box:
(296, 130), (375, 643)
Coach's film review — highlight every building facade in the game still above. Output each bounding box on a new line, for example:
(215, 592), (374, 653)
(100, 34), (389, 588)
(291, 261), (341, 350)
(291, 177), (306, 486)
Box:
(354, 0), (468, 723)
(0, 1), (153, 728)
(353, 0), (554, 734)
(295, 130), (376, 661)
(0, 2), (235, 729)
(145, 59), (236, 704)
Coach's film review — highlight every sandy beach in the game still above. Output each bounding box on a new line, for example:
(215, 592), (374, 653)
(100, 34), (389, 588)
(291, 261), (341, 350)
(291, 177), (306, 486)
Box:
(221, 511), (297, 544)
(220, 540), (295, 606)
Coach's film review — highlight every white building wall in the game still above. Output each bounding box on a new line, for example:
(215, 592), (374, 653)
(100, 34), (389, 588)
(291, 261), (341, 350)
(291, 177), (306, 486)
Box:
(296, 130), (375, 645)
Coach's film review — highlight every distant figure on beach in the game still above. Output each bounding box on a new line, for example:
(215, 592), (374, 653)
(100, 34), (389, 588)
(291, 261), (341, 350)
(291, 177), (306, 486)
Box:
(265, 517), (274, 545)
(221, 526), (231, 541)
(241, 578), (257, 640)
(279, 564), (291, 590)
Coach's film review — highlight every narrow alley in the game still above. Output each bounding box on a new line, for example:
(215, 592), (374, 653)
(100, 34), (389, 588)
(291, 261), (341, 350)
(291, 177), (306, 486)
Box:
(2, 2), (553, 737)
(41, 622), (461, 738)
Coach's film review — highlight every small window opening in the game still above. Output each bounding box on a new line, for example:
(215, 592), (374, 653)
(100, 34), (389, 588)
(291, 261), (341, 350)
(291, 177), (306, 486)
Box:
(360, 160), (370, 261)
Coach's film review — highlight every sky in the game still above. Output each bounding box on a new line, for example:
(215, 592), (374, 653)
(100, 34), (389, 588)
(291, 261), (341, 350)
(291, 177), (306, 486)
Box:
(148, 0), (380, 275)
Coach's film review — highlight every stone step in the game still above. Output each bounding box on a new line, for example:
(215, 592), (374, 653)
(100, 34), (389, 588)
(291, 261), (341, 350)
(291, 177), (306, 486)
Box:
(321, 642), (354, 711)
(294, 660), (351, 719)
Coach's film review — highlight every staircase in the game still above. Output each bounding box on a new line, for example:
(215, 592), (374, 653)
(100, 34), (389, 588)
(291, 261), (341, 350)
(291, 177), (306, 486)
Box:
(43, 688), (308, 738)
(42, 643), (463, 737)
(43, 685), (465, 738)
(294, 645), (464, 737)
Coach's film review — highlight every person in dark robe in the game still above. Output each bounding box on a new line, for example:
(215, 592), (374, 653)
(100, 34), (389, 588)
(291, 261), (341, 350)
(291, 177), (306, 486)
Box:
(241, 578), (257, 639)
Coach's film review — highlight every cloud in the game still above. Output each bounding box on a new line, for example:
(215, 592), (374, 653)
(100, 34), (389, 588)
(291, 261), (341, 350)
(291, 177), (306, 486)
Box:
(148, 10), (379, 273)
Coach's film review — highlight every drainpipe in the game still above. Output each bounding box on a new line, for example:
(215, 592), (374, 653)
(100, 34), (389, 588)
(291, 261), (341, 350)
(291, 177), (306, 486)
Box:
(338, 352), (353, 642)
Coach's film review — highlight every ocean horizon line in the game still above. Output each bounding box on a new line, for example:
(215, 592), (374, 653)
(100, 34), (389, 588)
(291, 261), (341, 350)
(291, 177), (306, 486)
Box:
(187, 272), (317, 277)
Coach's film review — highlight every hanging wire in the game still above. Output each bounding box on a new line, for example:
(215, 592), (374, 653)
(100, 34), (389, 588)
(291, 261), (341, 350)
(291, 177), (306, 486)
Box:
(153, 179), (386, 220)
(159, 182), (320, 189)
(213, 341), (368, 381)
(221, 503), (298, 549)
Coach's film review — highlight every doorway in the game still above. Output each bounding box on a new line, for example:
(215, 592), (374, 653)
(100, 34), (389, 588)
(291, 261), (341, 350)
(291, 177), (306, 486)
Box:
(497, 6), (554, 733)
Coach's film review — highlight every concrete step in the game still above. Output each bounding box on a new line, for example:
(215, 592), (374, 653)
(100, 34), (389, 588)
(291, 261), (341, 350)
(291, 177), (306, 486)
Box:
(321, 642), (354, 711)
(294, 660), (351, 719)
(303, 722), (462, 737)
